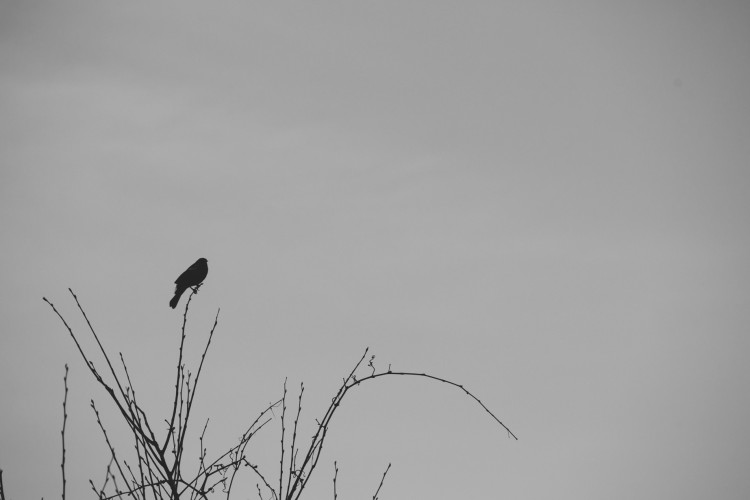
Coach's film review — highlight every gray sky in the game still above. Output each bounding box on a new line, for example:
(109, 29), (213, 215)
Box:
(1, 1), (749, 498)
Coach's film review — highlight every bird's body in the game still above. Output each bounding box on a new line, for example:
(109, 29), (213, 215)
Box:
(170, 258), (208, 308)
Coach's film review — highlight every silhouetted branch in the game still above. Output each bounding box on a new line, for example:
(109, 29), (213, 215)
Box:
(60, 364), (69, 500)
(181, 308), (220, 449)
(119, 353), (150, 497)
(371, 463), (390, 500)
(197, 419), (209, 480)
(332, 462), (338, 500)
(279, 379), (287, 500)
(350, 370), (518, 441)
(286, 384), (303, 496)
(164, 290), (195, 455)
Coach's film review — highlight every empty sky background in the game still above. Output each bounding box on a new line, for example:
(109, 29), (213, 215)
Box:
(1, 1), (749, 498)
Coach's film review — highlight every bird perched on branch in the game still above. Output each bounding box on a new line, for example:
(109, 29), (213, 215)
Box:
(169, 258), (208, 309)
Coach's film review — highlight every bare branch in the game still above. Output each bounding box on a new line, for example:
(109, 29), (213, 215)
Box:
(286, 383), (303, 496)
(372, 463), (391, 500)
(279, 379), (287, 500)
(332, 462), (338, 500)
(61, 364), (69, 500)
(176, 308), (220, 477)
(350, 370), (518, 440)
(164, 289), (195, 454)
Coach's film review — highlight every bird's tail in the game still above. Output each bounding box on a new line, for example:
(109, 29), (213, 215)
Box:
(169, 286), (187, 309)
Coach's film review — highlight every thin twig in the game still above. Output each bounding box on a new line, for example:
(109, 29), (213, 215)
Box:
(176, 308), (220, 476)
(287, 383), (304, 496)
(279, 378), (287, 500)
(332, 461), (338, 500)
(164, 289), (195, 454)
(61, 364), (69, 500)
(198, 418), (210, 477)
(372, 463), (391, 500)
(120, 353), (148, 499)
(350, 371), (518, 440)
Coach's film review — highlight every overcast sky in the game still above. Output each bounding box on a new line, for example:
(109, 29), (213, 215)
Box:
(1, 1), (749, 499)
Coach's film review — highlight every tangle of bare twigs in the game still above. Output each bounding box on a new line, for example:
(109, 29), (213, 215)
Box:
(41, 288), (516, 500)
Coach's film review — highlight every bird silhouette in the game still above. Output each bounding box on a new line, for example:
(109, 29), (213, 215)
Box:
(169, 258), (208, 309)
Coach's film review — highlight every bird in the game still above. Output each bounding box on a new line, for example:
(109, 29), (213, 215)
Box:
(169, 258), (208, 309)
